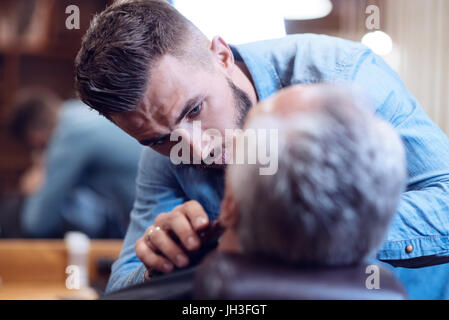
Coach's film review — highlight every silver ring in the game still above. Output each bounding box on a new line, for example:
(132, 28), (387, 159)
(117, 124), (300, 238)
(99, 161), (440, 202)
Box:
(146, 226), (160, 242)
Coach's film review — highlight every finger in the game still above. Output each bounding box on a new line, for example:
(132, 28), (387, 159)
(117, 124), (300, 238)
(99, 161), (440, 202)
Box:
(147, 226), (190, 268)
(153, 212), (169, 229)
(144, 225), (160, 248)
(135, 238), (174, 274)
(169, 211), (201, 251)
(181, 200), (209, 230)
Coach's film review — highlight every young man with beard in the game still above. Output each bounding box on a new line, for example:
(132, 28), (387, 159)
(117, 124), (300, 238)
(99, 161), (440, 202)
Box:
(75, 0), (449, 298)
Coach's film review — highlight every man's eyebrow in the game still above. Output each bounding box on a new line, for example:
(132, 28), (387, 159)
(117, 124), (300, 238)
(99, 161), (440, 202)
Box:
(138, 95), (204, 146)
(175, 95), (204, 125)
(139, 134), (171, 146)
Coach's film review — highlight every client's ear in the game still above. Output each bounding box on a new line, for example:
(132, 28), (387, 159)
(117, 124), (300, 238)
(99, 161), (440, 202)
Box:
(219, 188), (239, 229)
(218, 188), (241, 253)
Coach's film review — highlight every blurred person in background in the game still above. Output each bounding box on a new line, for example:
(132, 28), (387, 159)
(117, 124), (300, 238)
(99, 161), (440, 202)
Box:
(7, 89), (59, 196)
(6, 89), (142, 238)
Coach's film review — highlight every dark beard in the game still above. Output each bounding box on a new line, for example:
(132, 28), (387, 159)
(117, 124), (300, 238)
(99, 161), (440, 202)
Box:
(179, 79), (253, 171)
(227, 78), (253, 128)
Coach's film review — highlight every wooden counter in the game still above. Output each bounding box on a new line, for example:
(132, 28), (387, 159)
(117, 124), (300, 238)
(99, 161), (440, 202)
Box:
(0, 239), (122, 300)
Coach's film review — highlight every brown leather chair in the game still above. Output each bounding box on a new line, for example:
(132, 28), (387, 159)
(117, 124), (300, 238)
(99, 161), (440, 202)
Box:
(194, 251), (407, 300)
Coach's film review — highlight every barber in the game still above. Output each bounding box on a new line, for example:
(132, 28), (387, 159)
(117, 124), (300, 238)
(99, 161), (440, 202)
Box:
(75, 1), (449, 298)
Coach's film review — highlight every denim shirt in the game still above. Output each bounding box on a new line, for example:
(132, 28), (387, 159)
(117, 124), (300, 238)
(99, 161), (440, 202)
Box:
(107, 34), (449, 297)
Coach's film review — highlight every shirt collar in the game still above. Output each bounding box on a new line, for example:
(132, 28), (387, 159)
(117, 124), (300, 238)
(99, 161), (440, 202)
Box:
(230, 44), (282, 101)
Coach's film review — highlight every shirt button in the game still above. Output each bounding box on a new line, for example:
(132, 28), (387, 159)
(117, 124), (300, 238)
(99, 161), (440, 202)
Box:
(405, 244), (414, 254)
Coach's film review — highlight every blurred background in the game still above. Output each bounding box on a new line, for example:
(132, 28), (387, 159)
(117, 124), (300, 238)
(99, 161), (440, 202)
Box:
(0, 1), (110, 196)
(0, 0), (116, 238)
(0, 0), (448, 298)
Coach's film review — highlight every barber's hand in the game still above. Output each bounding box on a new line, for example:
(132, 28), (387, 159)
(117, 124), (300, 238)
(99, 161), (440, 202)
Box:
(19, 163), (46, 196)
(135, 200), (209, 276)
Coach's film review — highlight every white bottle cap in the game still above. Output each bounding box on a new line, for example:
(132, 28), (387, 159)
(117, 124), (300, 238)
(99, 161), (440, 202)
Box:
(64, 231), (90, 255)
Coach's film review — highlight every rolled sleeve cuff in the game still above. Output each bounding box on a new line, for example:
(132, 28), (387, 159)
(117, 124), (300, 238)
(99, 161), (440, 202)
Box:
(377, 236), (449, 267)
(126, 264), (147, 288)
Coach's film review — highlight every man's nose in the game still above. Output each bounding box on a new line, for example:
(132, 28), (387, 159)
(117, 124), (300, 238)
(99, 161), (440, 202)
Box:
(193, 131), (215, 163)
(177, 129), (212, 163)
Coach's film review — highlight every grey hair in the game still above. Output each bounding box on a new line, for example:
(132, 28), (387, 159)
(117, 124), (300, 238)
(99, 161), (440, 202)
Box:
(228, 85), (407, 267)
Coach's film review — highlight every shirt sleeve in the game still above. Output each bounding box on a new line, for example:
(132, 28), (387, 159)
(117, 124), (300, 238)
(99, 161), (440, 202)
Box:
(106, 147), (187, 293)
(350, 48), (449, 267)
(21, 126), (91, 237)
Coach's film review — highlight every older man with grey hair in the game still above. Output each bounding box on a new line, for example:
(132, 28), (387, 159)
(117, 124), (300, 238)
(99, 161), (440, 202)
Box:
(219, 84), (407, 268)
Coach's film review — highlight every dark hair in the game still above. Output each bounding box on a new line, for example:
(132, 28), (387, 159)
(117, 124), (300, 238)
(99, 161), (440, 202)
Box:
(75, 0), (206, 116)
(6, 89), (60, 143)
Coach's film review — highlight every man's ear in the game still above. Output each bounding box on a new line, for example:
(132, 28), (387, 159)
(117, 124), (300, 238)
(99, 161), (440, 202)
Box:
(209, 36), (235, 75)
(219, 188), (239, 229)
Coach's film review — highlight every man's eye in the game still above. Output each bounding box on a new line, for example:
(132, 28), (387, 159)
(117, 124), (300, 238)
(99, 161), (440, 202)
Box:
(188, 103), (203, 118)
